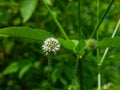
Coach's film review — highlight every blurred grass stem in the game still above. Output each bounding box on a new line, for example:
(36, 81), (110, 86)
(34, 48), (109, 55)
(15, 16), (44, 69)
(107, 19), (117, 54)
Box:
(47, 54), (52, 89)
(91, 0), (114, 38)
(43, 0), (69, 40)
(96, 0), (100, 90)
(99, 18), (120, 66)
(98, 18), (120, 90)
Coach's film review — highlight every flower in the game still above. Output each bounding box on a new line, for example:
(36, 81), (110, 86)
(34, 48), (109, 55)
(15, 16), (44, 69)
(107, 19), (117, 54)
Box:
(42, 37), (60, 55)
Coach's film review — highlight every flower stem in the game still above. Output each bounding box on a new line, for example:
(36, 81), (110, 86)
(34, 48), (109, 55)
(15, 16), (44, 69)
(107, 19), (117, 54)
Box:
(47, 54), (52, 89)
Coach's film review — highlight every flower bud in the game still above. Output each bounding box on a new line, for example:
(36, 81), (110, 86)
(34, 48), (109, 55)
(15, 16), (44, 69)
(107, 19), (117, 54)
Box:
(85, 39), (96, 49)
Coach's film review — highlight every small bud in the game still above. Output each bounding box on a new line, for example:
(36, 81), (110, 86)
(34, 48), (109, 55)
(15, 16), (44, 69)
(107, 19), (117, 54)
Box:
(42, 37), (60, 55)
(85, 39), (96, 49)
(103, 82), (113, 90)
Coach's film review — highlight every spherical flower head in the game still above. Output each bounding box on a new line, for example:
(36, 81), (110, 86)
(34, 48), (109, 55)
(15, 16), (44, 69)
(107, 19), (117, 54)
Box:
(42, 37), (60, 55)
(85, 39), (96, 49)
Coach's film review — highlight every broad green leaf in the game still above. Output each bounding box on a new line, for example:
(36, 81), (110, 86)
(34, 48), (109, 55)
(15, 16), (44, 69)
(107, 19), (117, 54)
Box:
(20, 0), (38, 23)
(72, 39), (85, 52)
(0, 27), (53, 42)
(58, 38), (85, 53)
(58, 38), (75, 51)
(97, 37), (120, 48)
(19, 63), (32, 79)
(0, 34), (8, 37)
(71, 39), (79, 50)
(3, 62), (19, 75)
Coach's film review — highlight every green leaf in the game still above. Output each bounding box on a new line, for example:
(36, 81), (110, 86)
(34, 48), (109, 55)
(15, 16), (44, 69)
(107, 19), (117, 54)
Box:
(71, 39), (79, 49)
(19, 63), (32, 79)
(0, 27), (54, 42)
(20, 0), (38, 23)
(58, 38), (75, 51)
(51, 63), (65, 84)
(71, 39), (85, 52)
(97, 37), (120, 48)
(3, 62), (19, 75)
(58, 38), (85, 53)
(52, 67), (62, 83)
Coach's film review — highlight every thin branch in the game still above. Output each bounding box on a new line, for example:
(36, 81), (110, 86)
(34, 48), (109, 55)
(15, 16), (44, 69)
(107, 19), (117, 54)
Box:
(99, 18), (120, 66)
(43, 0), (69, 40)
(91, 0), (115, 38)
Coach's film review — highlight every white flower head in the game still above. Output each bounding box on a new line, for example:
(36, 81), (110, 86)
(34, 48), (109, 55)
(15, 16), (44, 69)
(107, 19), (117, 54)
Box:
(42, 37), (60, 55)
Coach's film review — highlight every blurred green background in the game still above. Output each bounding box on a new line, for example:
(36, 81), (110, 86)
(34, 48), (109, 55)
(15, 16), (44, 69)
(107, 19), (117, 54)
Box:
(0, 0), (120, 90)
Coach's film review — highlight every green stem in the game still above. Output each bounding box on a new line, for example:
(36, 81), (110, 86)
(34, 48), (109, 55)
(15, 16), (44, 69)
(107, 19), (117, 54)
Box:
(77, 0), (85, 89)
(99, 18), (120, 66)
(96, 0), (100, 60)
(111, 19), (120, 38)
(47, 54), (52, 89)
(75, 49), (88, 90)
(96, 0), (99, 40)
(97, 1), (100, 90)
(78, 0), (84, 39)
(97, 0), (99, 23)
(43, 0), (69, 40)
(98, 69), (101, 90)
(76, 56), (84, 90)
(91, 0), (114, 38)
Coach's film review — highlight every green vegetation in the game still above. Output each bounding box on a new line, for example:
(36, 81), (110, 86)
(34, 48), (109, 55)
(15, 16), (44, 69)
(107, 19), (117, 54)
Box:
(0, 0), (120, 90)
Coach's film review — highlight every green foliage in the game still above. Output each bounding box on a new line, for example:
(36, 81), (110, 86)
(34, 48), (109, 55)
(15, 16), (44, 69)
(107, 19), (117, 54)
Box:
(0, 27), (53, 42)
(58, 38), (76, 51)
(19, 63), (32, 79)
(97, 37), (120, 48)
(3, 62), (19, 75)
(0, 0), (120, 90)
(20, 0), (38, 23)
